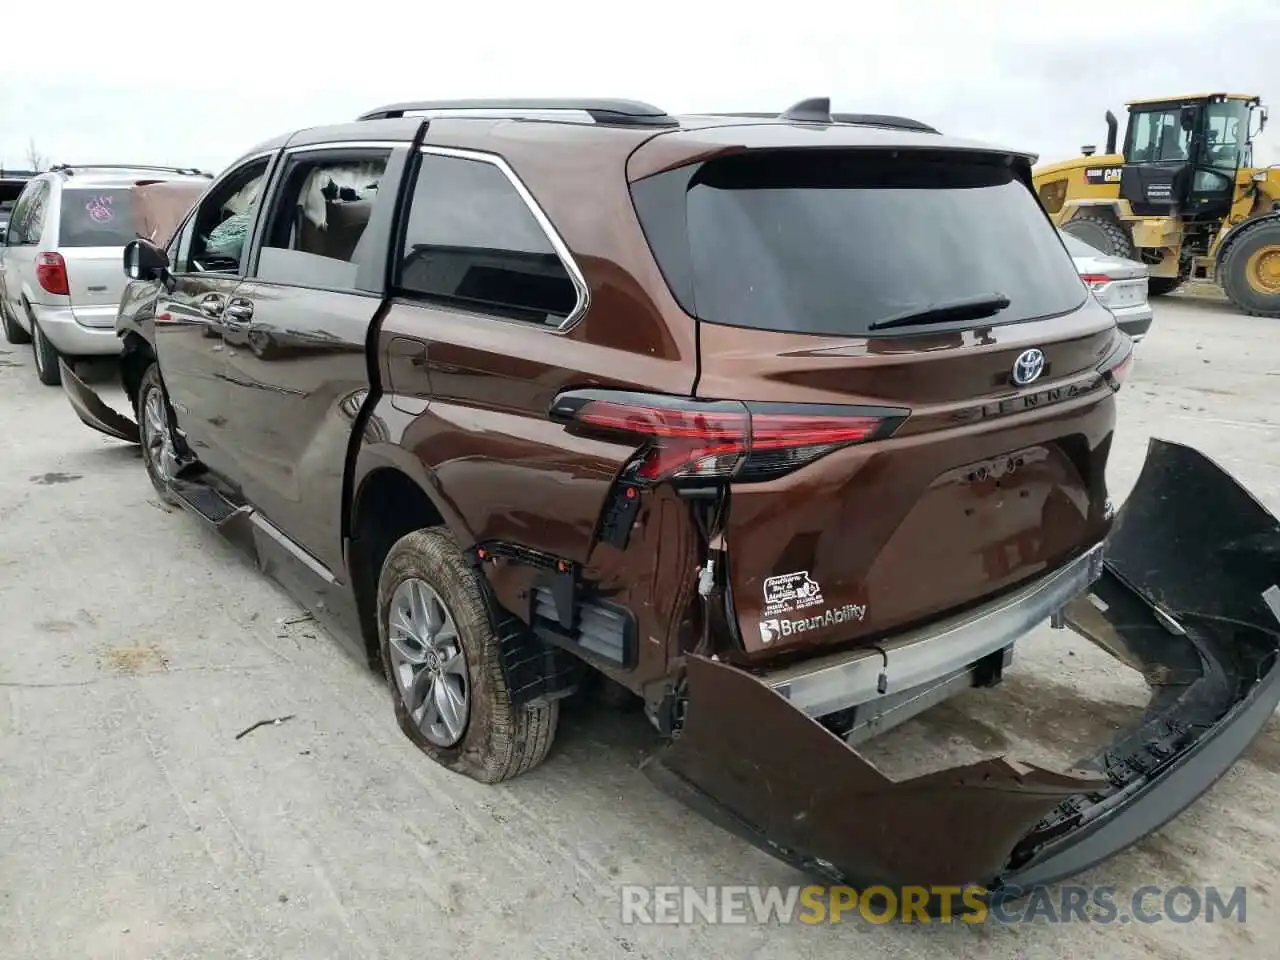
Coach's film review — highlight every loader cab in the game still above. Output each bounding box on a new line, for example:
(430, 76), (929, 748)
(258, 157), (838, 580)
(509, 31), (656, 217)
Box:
(1120, 94), (1261, 220)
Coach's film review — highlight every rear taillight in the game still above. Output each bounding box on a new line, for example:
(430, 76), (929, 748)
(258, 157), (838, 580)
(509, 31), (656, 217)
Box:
(1099, 338), (1135, 392)
(1079, 273), (1111, 287)
(549, 390), (908, 484)
(35, 253), (69, 296)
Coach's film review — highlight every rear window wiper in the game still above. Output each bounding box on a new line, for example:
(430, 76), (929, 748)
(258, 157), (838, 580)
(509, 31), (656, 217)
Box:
(867, 292), (1011, 332)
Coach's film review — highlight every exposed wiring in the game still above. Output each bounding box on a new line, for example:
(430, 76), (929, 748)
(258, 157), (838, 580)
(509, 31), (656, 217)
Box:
(868, 643), (890, 694)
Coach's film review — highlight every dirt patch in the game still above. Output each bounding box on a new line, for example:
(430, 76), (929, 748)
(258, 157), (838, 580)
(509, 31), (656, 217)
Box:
(964, 671), (1146, 752)
(36, 619), (79, 634)
(903, 701), (1013, 752)
(30, 472), (83, 485)
(99, 644), (169, 675)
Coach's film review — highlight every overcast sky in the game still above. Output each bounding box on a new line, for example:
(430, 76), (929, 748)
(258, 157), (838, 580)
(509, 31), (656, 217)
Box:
(1, 0), (1276, 175)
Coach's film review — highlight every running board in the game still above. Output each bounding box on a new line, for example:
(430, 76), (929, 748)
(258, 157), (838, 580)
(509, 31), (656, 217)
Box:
(167, 479), (335, 585)
(169, 479), (256, 553)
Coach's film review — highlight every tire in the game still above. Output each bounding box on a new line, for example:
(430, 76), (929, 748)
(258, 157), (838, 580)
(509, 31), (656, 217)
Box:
(377, 527), (558, 783)
(1147, 277), (1184, 297)
(1220, 220), (1280, 318)
(1, 299), (31, 345)
(135, 363), (181, 506)
(1062, 213), (1136, 260)
(30, 313), (62, 386)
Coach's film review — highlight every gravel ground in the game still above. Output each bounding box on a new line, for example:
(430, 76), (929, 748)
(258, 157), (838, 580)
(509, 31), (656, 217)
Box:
(1, 292), (1277, 959)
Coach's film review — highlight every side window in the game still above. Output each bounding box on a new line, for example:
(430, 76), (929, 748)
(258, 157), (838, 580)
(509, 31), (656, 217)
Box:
(7, 181), (46, 245)
(395, 152), (580, 326)
(1128, 109), (1189, 163)
(4, 183), (34, 245)
(183, 157), (271, 274)
(165, 213), (188, 263)
(23, 183), (49, 244)
(256, 149), (389, 291)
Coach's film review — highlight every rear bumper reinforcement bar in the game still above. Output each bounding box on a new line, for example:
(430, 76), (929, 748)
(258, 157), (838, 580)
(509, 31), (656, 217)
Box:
(764, 543), (1105, 718)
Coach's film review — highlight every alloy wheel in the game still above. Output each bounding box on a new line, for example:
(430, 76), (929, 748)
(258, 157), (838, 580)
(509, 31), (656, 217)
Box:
(141, 385), (178, 483)
(387, 578), (470, 747)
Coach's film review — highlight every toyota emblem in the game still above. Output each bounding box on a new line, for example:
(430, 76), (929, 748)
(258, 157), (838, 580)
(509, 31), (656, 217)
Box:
(1012, 348), (1046, 386)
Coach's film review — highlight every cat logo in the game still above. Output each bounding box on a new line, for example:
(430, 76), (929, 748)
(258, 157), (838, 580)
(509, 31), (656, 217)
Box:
(1084, 166), (1124, 185)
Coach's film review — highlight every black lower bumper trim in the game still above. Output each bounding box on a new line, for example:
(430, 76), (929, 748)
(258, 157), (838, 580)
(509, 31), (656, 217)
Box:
(58, 358), (139, 444)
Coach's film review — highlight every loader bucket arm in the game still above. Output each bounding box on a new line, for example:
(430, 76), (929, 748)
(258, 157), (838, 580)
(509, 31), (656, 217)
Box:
(644, 438), (1280, 907)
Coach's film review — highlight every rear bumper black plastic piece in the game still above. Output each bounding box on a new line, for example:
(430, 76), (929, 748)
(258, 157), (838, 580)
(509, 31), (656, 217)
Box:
(58, 358), (139, 444)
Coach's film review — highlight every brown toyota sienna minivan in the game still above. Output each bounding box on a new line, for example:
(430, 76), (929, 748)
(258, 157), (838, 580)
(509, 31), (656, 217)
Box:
(62, 97), (1280, 902)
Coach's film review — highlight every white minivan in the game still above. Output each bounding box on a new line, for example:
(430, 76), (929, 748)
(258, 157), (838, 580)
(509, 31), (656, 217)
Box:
(0, 164), (211, 385)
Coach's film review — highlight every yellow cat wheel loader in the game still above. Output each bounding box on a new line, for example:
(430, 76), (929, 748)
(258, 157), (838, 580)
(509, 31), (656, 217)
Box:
(1032, 93), (1280, 317)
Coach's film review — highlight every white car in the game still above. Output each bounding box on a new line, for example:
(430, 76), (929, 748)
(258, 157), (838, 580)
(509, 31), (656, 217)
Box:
(0, 164), (211, 385)
(1059, 229), (1153, 341)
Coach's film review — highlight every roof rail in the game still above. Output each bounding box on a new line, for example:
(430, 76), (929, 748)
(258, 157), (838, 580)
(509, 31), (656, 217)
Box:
(711, 101), (940, 134)
(356, 98), (679, 128)
(49, 163), (213, 178)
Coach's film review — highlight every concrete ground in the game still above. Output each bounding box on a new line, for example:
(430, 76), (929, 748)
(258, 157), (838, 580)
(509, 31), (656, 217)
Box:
(1, 292), (1277, 959)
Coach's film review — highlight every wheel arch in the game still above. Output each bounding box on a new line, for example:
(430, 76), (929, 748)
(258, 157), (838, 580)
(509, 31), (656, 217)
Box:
(1060, 199), (1126, 226)
(119, 331), (156, 414)
(1215, 210), (1280, 272)
(346, 451), (473, 665)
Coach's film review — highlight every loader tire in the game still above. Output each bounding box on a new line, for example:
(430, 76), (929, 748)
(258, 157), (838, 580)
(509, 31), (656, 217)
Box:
(1147, 277), (1184, 297)
(1063, 213), (1136, 260)
(377, 527), (559, 783)
(1220, 220), (1280, 318)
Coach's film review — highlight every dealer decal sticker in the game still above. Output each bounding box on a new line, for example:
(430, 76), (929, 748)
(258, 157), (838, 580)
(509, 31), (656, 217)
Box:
(759, 605), (867, 645)
(762, 570), (825, 617)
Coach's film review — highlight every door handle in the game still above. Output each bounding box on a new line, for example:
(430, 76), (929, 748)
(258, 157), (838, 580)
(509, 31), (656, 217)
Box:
(224, 297), (254, 323)
(199, 293), (225, 318)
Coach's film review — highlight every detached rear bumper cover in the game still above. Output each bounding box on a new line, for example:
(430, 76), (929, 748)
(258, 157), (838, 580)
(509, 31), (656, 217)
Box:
(644, 438), (1280, 897)
(58, 358), (139, 444)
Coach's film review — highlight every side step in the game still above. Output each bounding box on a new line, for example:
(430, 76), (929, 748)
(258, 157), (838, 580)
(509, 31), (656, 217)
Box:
(169, 479), (256, 553)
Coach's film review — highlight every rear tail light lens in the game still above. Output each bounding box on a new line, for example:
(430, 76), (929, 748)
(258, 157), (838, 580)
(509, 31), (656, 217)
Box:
(1079, 273), (1112, 287)
(549, 390), (908, 484)
(36, 253), (69, 296)
(1098, 338), (1135, 392)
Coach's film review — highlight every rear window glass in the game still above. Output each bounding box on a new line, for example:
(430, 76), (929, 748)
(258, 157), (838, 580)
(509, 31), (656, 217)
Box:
(59, 188), (136, 247)
(1058, 230), (1102, 258)
(634, 150), (1087, 336)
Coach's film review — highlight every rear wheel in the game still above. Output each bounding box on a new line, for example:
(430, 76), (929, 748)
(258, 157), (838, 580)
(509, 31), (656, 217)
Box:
(1147, 277), (1184, 297)
(30, 313), (62, 386)
(1221, 220), (1280, 318)
(1062, 213), (1136, 260)
(377, 527), (558, 783)
(1, 300), (31, 345)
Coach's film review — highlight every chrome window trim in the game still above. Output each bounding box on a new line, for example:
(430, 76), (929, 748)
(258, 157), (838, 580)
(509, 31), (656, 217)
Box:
(406, 144), (590, 334)
(282, 140), (404, 156)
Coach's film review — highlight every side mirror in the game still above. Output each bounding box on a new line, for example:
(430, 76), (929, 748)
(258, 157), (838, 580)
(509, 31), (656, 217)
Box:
(1180, 105), (1197, 132)
(123, 238), (169, 281)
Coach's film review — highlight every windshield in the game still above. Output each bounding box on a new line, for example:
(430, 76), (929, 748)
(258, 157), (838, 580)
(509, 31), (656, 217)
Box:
(59, 187), (137, 247)
(637, 150), (1087, 337)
